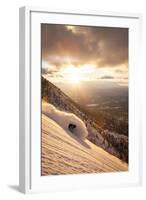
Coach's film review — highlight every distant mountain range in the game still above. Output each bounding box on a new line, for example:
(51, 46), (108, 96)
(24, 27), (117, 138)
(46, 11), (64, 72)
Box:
(42, 76), (128, 162)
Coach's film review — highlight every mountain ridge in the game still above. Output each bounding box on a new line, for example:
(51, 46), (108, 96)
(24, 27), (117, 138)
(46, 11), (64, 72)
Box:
(41, 76), (128, 162)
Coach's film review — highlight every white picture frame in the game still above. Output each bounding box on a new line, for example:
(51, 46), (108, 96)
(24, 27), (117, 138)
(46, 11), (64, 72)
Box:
(19, 6), (143, 194)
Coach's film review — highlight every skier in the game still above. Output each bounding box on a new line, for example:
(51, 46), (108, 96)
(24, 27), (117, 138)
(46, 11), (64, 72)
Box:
(68, 123), (76, 133)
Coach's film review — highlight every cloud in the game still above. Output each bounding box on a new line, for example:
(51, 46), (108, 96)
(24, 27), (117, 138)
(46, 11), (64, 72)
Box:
(41, 24), (128, 70)
(115, 68), (128, 74)
(42, 67), (49, 74)
(99, 75), (115, 79)
(123, 77), (128, 80)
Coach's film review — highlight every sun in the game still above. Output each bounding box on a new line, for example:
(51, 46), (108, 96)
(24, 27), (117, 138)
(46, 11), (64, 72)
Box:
(62, 66), (82, 84)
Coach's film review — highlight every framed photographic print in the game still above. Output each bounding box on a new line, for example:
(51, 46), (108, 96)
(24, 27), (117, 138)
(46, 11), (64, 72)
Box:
(19, 7), (143, 193)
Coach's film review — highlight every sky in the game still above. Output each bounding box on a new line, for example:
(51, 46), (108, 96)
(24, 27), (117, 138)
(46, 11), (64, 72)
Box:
(41, 24), (128, 86)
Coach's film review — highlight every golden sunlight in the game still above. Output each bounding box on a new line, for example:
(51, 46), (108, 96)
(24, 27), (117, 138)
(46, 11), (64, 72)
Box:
(62, 66), (82, 84)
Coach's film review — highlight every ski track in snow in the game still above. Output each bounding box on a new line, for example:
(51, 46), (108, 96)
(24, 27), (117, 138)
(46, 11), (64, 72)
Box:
(41, 107), (128, 176)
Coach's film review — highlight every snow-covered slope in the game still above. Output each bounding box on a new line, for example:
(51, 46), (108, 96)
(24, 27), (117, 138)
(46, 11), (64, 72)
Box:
(42, 76), (128, 162)
(41, 112), (128, 175)
(42, 102), (88, 140)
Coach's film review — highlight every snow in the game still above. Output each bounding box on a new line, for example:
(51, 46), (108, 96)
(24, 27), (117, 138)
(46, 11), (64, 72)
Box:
(42, 102), (88, 140)
(41, 112), (128, 176)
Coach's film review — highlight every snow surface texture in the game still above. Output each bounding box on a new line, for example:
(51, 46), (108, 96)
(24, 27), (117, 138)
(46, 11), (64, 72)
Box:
(42, 102), (88, 140)
(41, 113), (128, 175)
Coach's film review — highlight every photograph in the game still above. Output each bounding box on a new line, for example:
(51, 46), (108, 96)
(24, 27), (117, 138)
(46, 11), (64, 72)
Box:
(41, 23), (128, 176)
